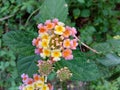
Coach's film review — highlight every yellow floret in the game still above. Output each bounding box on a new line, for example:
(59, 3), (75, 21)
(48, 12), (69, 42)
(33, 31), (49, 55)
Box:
(54, 25), (65, 35)
(42, 84), (49, 90)
(34, 81), (44, 88)
(26, 84), (35, 90)
(41, 39), (49, 48)
(41, 33), (50, 40)
(41, 49), (51, 58)
(51, 49), (61, 61)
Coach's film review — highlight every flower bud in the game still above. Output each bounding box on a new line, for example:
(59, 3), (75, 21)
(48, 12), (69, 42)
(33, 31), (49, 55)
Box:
(57, 67), (72, 81)
(38, 61), (53, 76)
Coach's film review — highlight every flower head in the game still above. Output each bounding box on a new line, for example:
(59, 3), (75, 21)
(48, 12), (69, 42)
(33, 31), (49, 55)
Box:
(32, 18), (78, 61)
(19, 73), (51, 90)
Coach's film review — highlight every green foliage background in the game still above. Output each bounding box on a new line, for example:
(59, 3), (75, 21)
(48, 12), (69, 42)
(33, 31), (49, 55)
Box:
(0, 0), (120, 90)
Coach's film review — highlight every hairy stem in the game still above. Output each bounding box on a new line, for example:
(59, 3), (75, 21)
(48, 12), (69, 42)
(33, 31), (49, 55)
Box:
(75, 36), (100, 54)
(25, 8), (40, 26)
(0, 15), (14, 21)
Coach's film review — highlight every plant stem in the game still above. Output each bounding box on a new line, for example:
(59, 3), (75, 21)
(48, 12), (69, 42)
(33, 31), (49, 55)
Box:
(44, 75), (47, 83)
(0, 15), (14, 21)
(62, 82), (67, 90)
(75, 36), (100, 54)
(25, 8), (40, 26)
(80, 41), (100, 54)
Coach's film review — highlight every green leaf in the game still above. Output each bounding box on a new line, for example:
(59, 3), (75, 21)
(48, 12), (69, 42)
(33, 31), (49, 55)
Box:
(93, 43), (112, 54)
(73, 8), (80, 19)
(38, 0), (68, 22)
(77, 0), (85, 3)
(48, 71), (56, 81)
(93, 39), (120, 54)
(10, 61), (16, 67)
(80, 26), (96, 44)
(97, 54), (120, 67)
(56, 50), (102, 81)
(81, 9), (90, 17)
(17, 55), (40, 77)
(3, 30), (37, 56)
(108, 39), (120, 54)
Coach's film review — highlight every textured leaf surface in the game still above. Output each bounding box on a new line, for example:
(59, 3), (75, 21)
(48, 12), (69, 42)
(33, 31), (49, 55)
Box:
(17, 55), (40, 77)
(97, 54), (120, 67)
(3, 30), (37, 56)
(93, 39), (120, 54)
(39, 0), (68, 22)
(108, 39), (120, 54)
(93, 42), (112, 54)
(56, 50), (102, 81)
(77, 0), (85, 3)
(80, 26), (96, 44)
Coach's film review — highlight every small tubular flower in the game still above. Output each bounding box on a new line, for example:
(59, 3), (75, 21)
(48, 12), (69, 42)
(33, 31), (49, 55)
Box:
(40, 39), (49, 48)
(41, 33), (50, 40)
(52, 18), (58, 25)
(42, 84), (49, 90)
(71, 39), (78, 50)
(25, 84), (34, 90)
(46, 22), (55, 30)
(41, 49), (51, 58)
(54, 25), (65, 35)
(37, 24), (43, 29)
(32, 38), (41, 47)
(63, 39), (71, 48)
(62, 29), (71, 38)
(25, 78), (33, 85)
(33, 74), (41, 82)
(21, 73), (29, 82)
(38, 26), (47, 34)
(34, 81), (44, 88)
(62, 49), (73, 60)
(35, 48), (43, 55)
(71, 27), (77, 36)
(51, 49), (61, 61)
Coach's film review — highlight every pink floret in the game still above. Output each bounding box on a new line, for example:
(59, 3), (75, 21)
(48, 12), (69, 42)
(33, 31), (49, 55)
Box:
(37, 23), (43, 29)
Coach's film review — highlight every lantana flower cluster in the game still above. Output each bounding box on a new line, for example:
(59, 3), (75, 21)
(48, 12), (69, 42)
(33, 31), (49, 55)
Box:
(19, 73), (53, 90)
(32, 18), (78, 61)
(19, 19), (78, 90)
